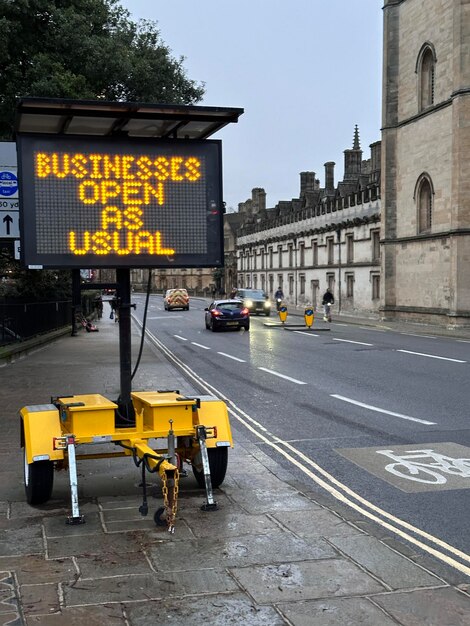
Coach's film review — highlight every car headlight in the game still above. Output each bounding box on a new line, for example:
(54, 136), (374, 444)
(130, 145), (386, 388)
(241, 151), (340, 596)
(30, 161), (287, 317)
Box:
(264, 301), (271, 308)
(245, 299), (253, 307)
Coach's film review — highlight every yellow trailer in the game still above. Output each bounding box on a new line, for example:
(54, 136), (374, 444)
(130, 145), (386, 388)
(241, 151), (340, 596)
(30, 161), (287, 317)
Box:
(21, 391), (232, 531)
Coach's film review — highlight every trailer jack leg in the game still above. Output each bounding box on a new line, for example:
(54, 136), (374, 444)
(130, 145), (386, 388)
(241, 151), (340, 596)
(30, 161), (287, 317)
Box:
(65, 435), (85, 525)
(196, 426), (218, 512)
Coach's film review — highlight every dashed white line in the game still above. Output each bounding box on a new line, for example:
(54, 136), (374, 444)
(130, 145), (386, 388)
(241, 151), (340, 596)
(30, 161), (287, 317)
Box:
(333, 338), (373, 346)
(396, 349), (466, 363)
(400, 332), (436, 339)
(359, 327), (386, 332)
(174, 335), (188, 341)
(457, 340), (470, 344)
(258, 367), (307, 385)
(217, 352), (246, 362)
(293, 331), (320, 337)
(191, 342), (211, 350)
(331, 394), (436, 425)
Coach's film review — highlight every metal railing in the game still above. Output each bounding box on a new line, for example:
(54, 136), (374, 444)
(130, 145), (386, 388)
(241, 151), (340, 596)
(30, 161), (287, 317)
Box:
(0, 300), (72, 345)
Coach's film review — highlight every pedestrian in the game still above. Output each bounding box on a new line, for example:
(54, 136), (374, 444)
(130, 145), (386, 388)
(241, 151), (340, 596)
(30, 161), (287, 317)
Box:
(94, 295), (103, 320)
(229, 287), (237, 298)
(110, 295), (119, 322)
(322, 287), (334, 321)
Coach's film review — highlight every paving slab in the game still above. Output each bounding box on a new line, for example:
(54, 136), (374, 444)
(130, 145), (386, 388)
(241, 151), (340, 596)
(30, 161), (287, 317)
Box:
(45, 531), (143, 559)
(62, 570), (239, 606)
(147, 532), (336, 571)
(25, 603), (125, 625)
(0, 556), (76, 585)
(276, 596), (397, 625)
(224, 485), (315, 514)
(230, 558), (385, 603)
(0, 521), (44, 557)
(373, 587), (470, 625)
(20, 583), (59, 616)
(329, 534), (443, 590)
(123, 593), (288, 626)
(76, 551), (154, 578)
(271, 506), (362, 539)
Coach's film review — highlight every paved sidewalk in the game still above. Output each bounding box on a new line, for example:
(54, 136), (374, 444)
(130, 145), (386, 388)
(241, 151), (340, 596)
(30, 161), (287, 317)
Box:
(1, 313), (469, 625)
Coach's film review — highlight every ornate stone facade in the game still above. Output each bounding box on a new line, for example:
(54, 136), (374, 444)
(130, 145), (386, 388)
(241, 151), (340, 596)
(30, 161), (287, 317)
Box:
(381, 0), (470, 327)
(235, 130), (382, 316)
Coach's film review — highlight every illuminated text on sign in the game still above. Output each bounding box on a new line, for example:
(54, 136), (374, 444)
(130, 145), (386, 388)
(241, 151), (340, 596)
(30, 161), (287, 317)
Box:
(35, 152), (203, 256)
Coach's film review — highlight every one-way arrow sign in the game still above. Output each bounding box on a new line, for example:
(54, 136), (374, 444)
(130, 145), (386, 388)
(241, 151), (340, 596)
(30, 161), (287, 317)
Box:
(3, 214), (13, 235)
(0, 210), (19, 238)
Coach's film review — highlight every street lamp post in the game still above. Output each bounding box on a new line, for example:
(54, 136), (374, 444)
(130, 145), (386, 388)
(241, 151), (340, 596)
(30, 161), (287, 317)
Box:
(337, 229), (342, 314)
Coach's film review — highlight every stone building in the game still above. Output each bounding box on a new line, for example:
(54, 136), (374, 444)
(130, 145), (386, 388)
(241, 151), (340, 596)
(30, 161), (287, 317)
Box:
(236, 129), (382, 315)
(381, 0), (470, 327)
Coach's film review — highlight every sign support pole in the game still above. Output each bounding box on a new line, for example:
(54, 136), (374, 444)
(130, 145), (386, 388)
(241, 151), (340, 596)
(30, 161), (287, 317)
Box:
(116, 268), (135, 425)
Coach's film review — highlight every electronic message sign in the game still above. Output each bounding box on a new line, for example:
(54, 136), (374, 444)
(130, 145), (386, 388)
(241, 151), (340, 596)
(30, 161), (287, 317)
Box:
(16, 135), (223, 269)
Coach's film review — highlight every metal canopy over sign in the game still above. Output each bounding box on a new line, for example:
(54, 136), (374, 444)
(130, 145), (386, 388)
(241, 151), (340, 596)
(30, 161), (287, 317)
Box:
(14, 98), (243, 269)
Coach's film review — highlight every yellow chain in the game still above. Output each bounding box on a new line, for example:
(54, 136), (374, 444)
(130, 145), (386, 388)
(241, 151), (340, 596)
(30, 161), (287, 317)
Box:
(161, 468), (179, 533)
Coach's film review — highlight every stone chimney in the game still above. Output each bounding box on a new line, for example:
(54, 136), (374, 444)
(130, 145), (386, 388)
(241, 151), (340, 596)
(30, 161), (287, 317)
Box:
(252, 188), (266, 213)
(370, 141), (381, 179)
(300, 172), (316, 197)
(324, 161), (335, 193)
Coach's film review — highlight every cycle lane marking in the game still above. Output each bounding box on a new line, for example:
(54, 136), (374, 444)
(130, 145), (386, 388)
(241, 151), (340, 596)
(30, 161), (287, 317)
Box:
(338, 443), (470, 493)
(396, 349), (466, 363)
(139, 320), (470, 576)
(331, 394), (436, 425)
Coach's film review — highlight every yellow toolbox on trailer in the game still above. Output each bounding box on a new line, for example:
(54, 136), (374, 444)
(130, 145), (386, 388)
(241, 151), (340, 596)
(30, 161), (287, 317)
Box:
(131, 391), (196, 435)
(57, 394), (118, 437)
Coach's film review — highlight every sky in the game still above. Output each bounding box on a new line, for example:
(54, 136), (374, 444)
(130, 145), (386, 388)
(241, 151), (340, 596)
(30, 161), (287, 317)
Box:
(121, 0), (383, 211)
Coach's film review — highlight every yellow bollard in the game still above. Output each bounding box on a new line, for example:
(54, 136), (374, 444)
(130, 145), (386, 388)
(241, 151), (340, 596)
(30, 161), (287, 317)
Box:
(278, 304), (288, 324)
(304, 306), (314, 328)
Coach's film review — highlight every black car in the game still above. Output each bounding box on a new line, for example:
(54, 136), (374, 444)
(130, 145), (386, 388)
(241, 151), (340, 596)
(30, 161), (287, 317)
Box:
(235, 289), (271, 316)
(204, 299), (250, 331)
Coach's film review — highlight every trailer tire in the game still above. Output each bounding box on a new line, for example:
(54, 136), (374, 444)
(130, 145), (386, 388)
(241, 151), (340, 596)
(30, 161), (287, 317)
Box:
(24, 451), (54, 505)
(193, 447), (228, 489)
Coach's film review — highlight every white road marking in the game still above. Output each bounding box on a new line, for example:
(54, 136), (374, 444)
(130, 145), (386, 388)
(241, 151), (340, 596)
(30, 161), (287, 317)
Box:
(293, 331), (320, 337)
(139, 321), (470, 577)
(258, 367), (307, 384)
(396, 349), (466, 363)
(457, 340), (470, 344)
(148, 315), (183, 320)
(217, 352), (246, 362)
(359, 327), (386, 332)
(333, 338), (373, 346)
(400, 332), (436, 339)
(174, 335), (188, 341)
(191, 342), (210, 350)
(333, 323), (349, 326)
(331, 394), (436, 425)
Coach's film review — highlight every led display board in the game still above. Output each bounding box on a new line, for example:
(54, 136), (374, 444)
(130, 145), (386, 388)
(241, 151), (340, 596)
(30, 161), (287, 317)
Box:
(16, 135), (223, 269)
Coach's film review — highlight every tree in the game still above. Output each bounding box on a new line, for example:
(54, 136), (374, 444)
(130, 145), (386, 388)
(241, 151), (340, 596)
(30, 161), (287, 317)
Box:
(0, 0), (205, 139)
(0, 0), (205, 301)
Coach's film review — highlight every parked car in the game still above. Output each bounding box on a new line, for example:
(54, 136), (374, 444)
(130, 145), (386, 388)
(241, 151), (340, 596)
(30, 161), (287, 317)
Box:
(164, 288), (190, 311)
(204, 299), (250, 332)
(235, 288), (271, 316)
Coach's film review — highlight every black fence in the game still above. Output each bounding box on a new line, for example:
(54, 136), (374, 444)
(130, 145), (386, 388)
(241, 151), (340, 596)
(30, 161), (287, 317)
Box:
(0, 300), (72, 345)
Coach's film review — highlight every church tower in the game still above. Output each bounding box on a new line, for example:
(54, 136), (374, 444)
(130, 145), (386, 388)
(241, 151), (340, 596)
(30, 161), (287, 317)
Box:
(381, 0), (470, 327)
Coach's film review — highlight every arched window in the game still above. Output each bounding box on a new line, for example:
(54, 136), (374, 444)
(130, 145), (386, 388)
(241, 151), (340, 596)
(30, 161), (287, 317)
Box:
(416, 44), (436, 111)
(415, 174), (433, 233)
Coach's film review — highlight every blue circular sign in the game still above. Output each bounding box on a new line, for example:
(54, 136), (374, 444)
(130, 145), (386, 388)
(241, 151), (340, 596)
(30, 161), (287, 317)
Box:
(0, 171), (18, 197)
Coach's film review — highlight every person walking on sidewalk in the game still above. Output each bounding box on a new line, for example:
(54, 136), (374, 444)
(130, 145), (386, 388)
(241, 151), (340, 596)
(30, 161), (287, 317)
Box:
(322, 287), (334, 322)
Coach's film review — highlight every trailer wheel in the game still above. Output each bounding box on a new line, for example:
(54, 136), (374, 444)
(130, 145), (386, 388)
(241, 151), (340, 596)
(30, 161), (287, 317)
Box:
(192, 447), (228, 489)
(24, 450), (54, 505)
